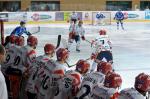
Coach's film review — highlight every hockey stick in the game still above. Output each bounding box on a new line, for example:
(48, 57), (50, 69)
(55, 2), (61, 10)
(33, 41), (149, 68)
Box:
(30, 26), (40, 35)
(84, 39), (94, 47)
(56, 35), (61, 49)
(85, 39), (92, 44)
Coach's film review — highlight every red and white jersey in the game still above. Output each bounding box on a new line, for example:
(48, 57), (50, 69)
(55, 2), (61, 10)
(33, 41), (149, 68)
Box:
(26, 55), (52, 94)
(69, 24), (85, 36)
(91, 85), (119, 99)
(36, 61), (66, 99)
(10, 45), (26, 72)
(75, 72), (105, 99)
(92, 35), (112, 54)
(1, 45), (18, 72)
(118, 88), (145, 99)
(54, 70), (82, 99)
(21, 45), (36, 69)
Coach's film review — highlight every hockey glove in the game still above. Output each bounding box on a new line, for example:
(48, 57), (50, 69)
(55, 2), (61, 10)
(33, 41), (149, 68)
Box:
(27, 32), (32, 36)
(91, 53), (97, 60)
(81, 36), (85, 40)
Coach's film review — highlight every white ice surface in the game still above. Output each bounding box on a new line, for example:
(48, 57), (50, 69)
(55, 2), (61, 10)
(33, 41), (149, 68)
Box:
(4, 22), (150, 90)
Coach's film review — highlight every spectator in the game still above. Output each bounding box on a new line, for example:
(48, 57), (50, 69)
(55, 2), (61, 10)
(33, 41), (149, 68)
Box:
(0, 44), (8, 99)
(145, 6), (150, 11)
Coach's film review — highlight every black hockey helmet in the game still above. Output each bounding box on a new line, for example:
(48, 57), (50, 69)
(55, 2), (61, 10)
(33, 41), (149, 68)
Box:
(20, 21), (26, 25)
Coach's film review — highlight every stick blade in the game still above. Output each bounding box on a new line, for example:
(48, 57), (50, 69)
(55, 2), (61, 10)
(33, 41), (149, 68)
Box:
(56, 35), (61, 49)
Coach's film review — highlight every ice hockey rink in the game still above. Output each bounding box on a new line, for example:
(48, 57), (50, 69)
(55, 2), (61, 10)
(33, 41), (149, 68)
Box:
(4, 22), (150, 90)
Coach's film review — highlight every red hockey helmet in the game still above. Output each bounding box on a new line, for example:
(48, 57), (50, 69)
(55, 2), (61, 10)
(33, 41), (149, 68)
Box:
(56, 48), (69, 61)
(10, 35), (16, 44)
(44, 43), (55, 54)
(76, 59), (90, 74)
(97, 62), (112, 75)
(135, 73), (150, 92)
(15, 36), (24, 46)
(27, 36), (38, 47)
(99, 29), (106, 35)
(104, 72), (122, 89)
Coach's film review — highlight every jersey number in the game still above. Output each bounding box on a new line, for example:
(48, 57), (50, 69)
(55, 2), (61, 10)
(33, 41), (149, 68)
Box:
(14, 56), (21, 65)
(64, 77), (72, 88)
(5, 54), (10, 63)
(41, 76), (49, 90)
(78, 85), (91, 99)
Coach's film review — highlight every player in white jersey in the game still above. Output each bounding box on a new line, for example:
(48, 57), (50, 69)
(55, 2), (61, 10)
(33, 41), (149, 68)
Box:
(4, 36), (25, 99)
(90, 29), (112, 72)
(4, 35), (17, 51)
(118, 73), (150, 99)
(92, 72), (122, 99)
(19, 35), (38, 99)
(75, 62), (112, 99)
(36, 48), (69, 99)
(54, 59), (90, 99)
(70, 11), (78, 24)
(68, 20), (86, 52)
(1, 35), (18, 72)
(26, 43), (55, 99)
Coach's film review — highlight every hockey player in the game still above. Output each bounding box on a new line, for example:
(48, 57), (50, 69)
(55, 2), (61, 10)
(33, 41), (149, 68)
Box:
(26, 43), (55, 99)
(4, 36), (25, 99)
(36, 48), (69, 99)
(114, 10), (125, 30)
(67, 20), (86, 52)
(90, 29), (112, 72)
(54, 59), (90, 99)
(1, 35), (19, 73)
(70, 11), (79, 24)
(21, 35), (38, 69)
(92, 72), (122, 99)
(75, 62), (112, 99)
(4, 35), (17, 51)
(11, 21), (31, 36)
(19, 35), (38, 99)
(118, 73), (150, 99)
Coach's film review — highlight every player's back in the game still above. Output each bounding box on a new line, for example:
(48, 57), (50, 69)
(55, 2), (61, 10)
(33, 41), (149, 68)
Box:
(2, 45), (18, 72)
(93, 35), (111, 52)
(75, 72), (105, 99)
(54, 70), (82, 99)
(118, 88), (145, 99)
(92, 85), (118, 99)
(36, 60), (61, 99)
(10, 45), (26, 72)
(36, 63), (55, 99)
(82, 72), (105, 88)
(21, 45), (36, 68)
(26, 55), (53, 94)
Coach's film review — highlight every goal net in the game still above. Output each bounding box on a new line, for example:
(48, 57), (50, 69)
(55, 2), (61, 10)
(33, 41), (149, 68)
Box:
(92, 12), (111, 25)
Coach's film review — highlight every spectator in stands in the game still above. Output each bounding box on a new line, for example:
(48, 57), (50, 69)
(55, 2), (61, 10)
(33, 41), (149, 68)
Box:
(145, 6), (150, 11)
